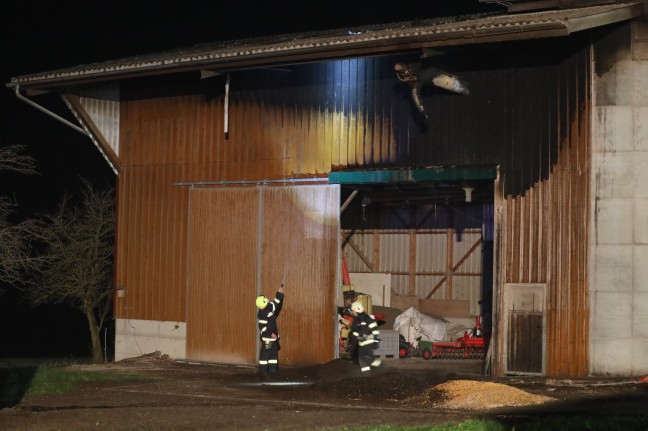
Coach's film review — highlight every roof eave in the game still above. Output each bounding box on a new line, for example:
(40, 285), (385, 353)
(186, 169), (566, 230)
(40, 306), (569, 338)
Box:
(564, 1), (641, 32)
(10, 23), (571, 94)
(8, 2), (643, 92)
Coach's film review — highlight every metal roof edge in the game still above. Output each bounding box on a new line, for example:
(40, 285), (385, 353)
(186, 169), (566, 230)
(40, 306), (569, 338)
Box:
(566, 1), (643, 32)
(328, 167), (498, 184)
(7, 2), (643, 91)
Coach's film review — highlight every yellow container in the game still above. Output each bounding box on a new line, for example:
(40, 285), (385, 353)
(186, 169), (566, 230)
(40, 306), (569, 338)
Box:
(356, 293), (372, 315)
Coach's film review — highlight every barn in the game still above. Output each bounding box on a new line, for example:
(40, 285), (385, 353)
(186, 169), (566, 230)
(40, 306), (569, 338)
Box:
(8, 1), (648, 378)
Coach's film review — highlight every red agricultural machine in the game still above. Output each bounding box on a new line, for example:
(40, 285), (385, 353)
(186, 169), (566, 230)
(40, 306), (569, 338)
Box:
(399, 316), (489, 360)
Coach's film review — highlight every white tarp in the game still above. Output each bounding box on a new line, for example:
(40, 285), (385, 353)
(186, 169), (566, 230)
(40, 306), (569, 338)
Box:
(444, 317), (477, 340)
(393, 307), (447, 343)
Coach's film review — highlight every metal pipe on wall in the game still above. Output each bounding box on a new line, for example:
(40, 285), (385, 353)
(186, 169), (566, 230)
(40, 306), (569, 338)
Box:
(14, 85), (88, 135)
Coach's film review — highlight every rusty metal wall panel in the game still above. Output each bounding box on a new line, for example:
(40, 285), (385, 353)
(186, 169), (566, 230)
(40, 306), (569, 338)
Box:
(114, 36), (592, 374)
(114, 165), (188, 322)
(186, 188), (258, 364)
(119, 38), (586, 197)
(261, 186), (340, 367)
(120, 58), (398, 178)
(495, 46), (591, 378)
(183, 185), (339, 366)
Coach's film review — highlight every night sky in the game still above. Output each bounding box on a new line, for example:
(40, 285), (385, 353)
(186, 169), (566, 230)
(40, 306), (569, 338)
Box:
(0, 1), (503, 359)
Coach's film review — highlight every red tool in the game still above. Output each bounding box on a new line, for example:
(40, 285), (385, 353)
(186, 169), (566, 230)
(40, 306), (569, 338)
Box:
(341, 255), (351, 286)
(429, 316), (489, 360)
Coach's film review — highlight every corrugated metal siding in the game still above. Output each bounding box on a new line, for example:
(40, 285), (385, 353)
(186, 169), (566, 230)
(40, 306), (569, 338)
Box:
(185, 185), (339, 366)
(113, 35), (591, 372)
(119, 39), (581, 198)
(119, 58), (398, 178)
(186, 187), (258, 364)
(379, 233), (409, 274)
(117, 45), (547, 184)
(451, 232), (483, 316)
(76, 83), (120, 156)
(416, 232), (449, 300)
(260, 186), (339, 366)
(114, 165), (188, 322)
(494, 44), (590, 378)
(344, 229), (483, 313)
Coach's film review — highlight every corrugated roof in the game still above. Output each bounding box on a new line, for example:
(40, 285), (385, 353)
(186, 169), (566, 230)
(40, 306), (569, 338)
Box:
(8, 2), (642, 90)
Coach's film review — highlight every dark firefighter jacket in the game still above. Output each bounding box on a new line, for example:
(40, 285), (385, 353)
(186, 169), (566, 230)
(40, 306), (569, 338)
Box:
(257, 291), (284, 343)
(351, 311), (380, 348)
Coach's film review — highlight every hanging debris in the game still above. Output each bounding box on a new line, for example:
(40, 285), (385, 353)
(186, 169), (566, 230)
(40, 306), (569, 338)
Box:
(395, 62), (470, 119)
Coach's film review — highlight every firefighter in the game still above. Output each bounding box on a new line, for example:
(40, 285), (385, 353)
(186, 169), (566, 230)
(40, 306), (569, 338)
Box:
(256, 284), (285, 375)
(350, 300), (381, 375)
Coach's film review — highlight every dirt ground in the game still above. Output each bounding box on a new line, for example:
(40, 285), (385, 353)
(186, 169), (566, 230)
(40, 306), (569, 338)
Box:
(1, 354), (647, 431)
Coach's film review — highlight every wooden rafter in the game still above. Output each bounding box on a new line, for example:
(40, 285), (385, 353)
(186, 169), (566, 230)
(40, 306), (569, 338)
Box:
(425, 236), (483, 299)
(343, 237), (375, 272)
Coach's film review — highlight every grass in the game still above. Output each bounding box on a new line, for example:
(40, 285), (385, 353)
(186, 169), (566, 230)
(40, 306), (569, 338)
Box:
(340, 416), (648, 431)
(501, 415), (648, 431)
(26, 363), (148, 395)
(340, 420), (502, 431)
(0, 358), (150, 406)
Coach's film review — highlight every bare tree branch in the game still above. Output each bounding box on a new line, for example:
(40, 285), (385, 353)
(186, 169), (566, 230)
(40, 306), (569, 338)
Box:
(0, 144), (114, 362)
(0, 144), (37, 287)
(26, 179), (115, 362)
(0, 144), (37, 175)
(0, 209), (38, 285)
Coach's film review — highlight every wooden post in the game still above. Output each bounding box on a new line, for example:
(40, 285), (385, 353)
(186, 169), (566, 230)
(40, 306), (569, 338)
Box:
(409, 229), (416, 296)
(446, 228), (454, 299)
(373, 229), (380, 272)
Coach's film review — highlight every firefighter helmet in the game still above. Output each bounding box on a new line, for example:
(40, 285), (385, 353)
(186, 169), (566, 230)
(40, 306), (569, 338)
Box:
(351, 301), (365, 313)
(256, 295), (269, 309)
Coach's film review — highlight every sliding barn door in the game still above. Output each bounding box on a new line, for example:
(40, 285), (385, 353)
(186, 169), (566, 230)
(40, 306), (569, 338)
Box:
(186, 185), (339, 366)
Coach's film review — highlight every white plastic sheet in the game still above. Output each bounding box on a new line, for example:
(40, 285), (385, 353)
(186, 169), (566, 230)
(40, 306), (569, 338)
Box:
(393, 307), (447, 343)
(444, 317), (477, 340)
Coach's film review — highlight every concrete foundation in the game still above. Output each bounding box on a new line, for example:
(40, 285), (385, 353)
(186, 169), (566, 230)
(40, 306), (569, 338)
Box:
(115, 319), (187, 362)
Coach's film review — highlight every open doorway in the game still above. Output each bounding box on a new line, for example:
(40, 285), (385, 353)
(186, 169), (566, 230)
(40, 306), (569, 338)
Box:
(330, 168), (495, 362)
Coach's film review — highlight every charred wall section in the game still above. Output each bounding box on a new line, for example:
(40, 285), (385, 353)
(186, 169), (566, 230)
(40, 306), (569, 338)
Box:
(493, 44), (591, 378)
(119, 36), (586, 196)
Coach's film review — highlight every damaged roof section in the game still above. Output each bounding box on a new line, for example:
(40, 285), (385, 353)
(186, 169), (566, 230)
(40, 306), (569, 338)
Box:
(8, 2), (643, 92)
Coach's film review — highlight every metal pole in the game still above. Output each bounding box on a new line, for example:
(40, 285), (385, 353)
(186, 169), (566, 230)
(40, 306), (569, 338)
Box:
(175, 177), (328, 187)
(14, 85), (88, 135)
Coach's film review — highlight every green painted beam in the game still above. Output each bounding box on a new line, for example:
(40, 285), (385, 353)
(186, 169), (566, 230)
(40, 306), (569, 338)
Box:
(328, 167), (497, 184)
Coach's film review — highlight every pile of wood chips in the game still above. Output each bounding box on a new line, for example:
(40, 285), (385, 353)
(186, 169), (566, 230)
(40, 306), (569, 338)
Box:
(423, 379), (555, 410)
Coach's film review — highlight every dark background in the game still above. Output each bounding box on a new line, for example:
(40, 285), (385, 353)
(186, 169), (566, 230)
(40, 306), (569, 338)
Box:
(0, 1), (502, 359)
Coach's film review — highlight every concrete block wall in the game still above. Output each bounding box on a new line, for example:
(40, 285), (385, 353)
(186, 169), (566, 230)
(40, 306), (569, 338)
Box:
(591, 18), (648, 376)
(115, 319), (187, 361)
